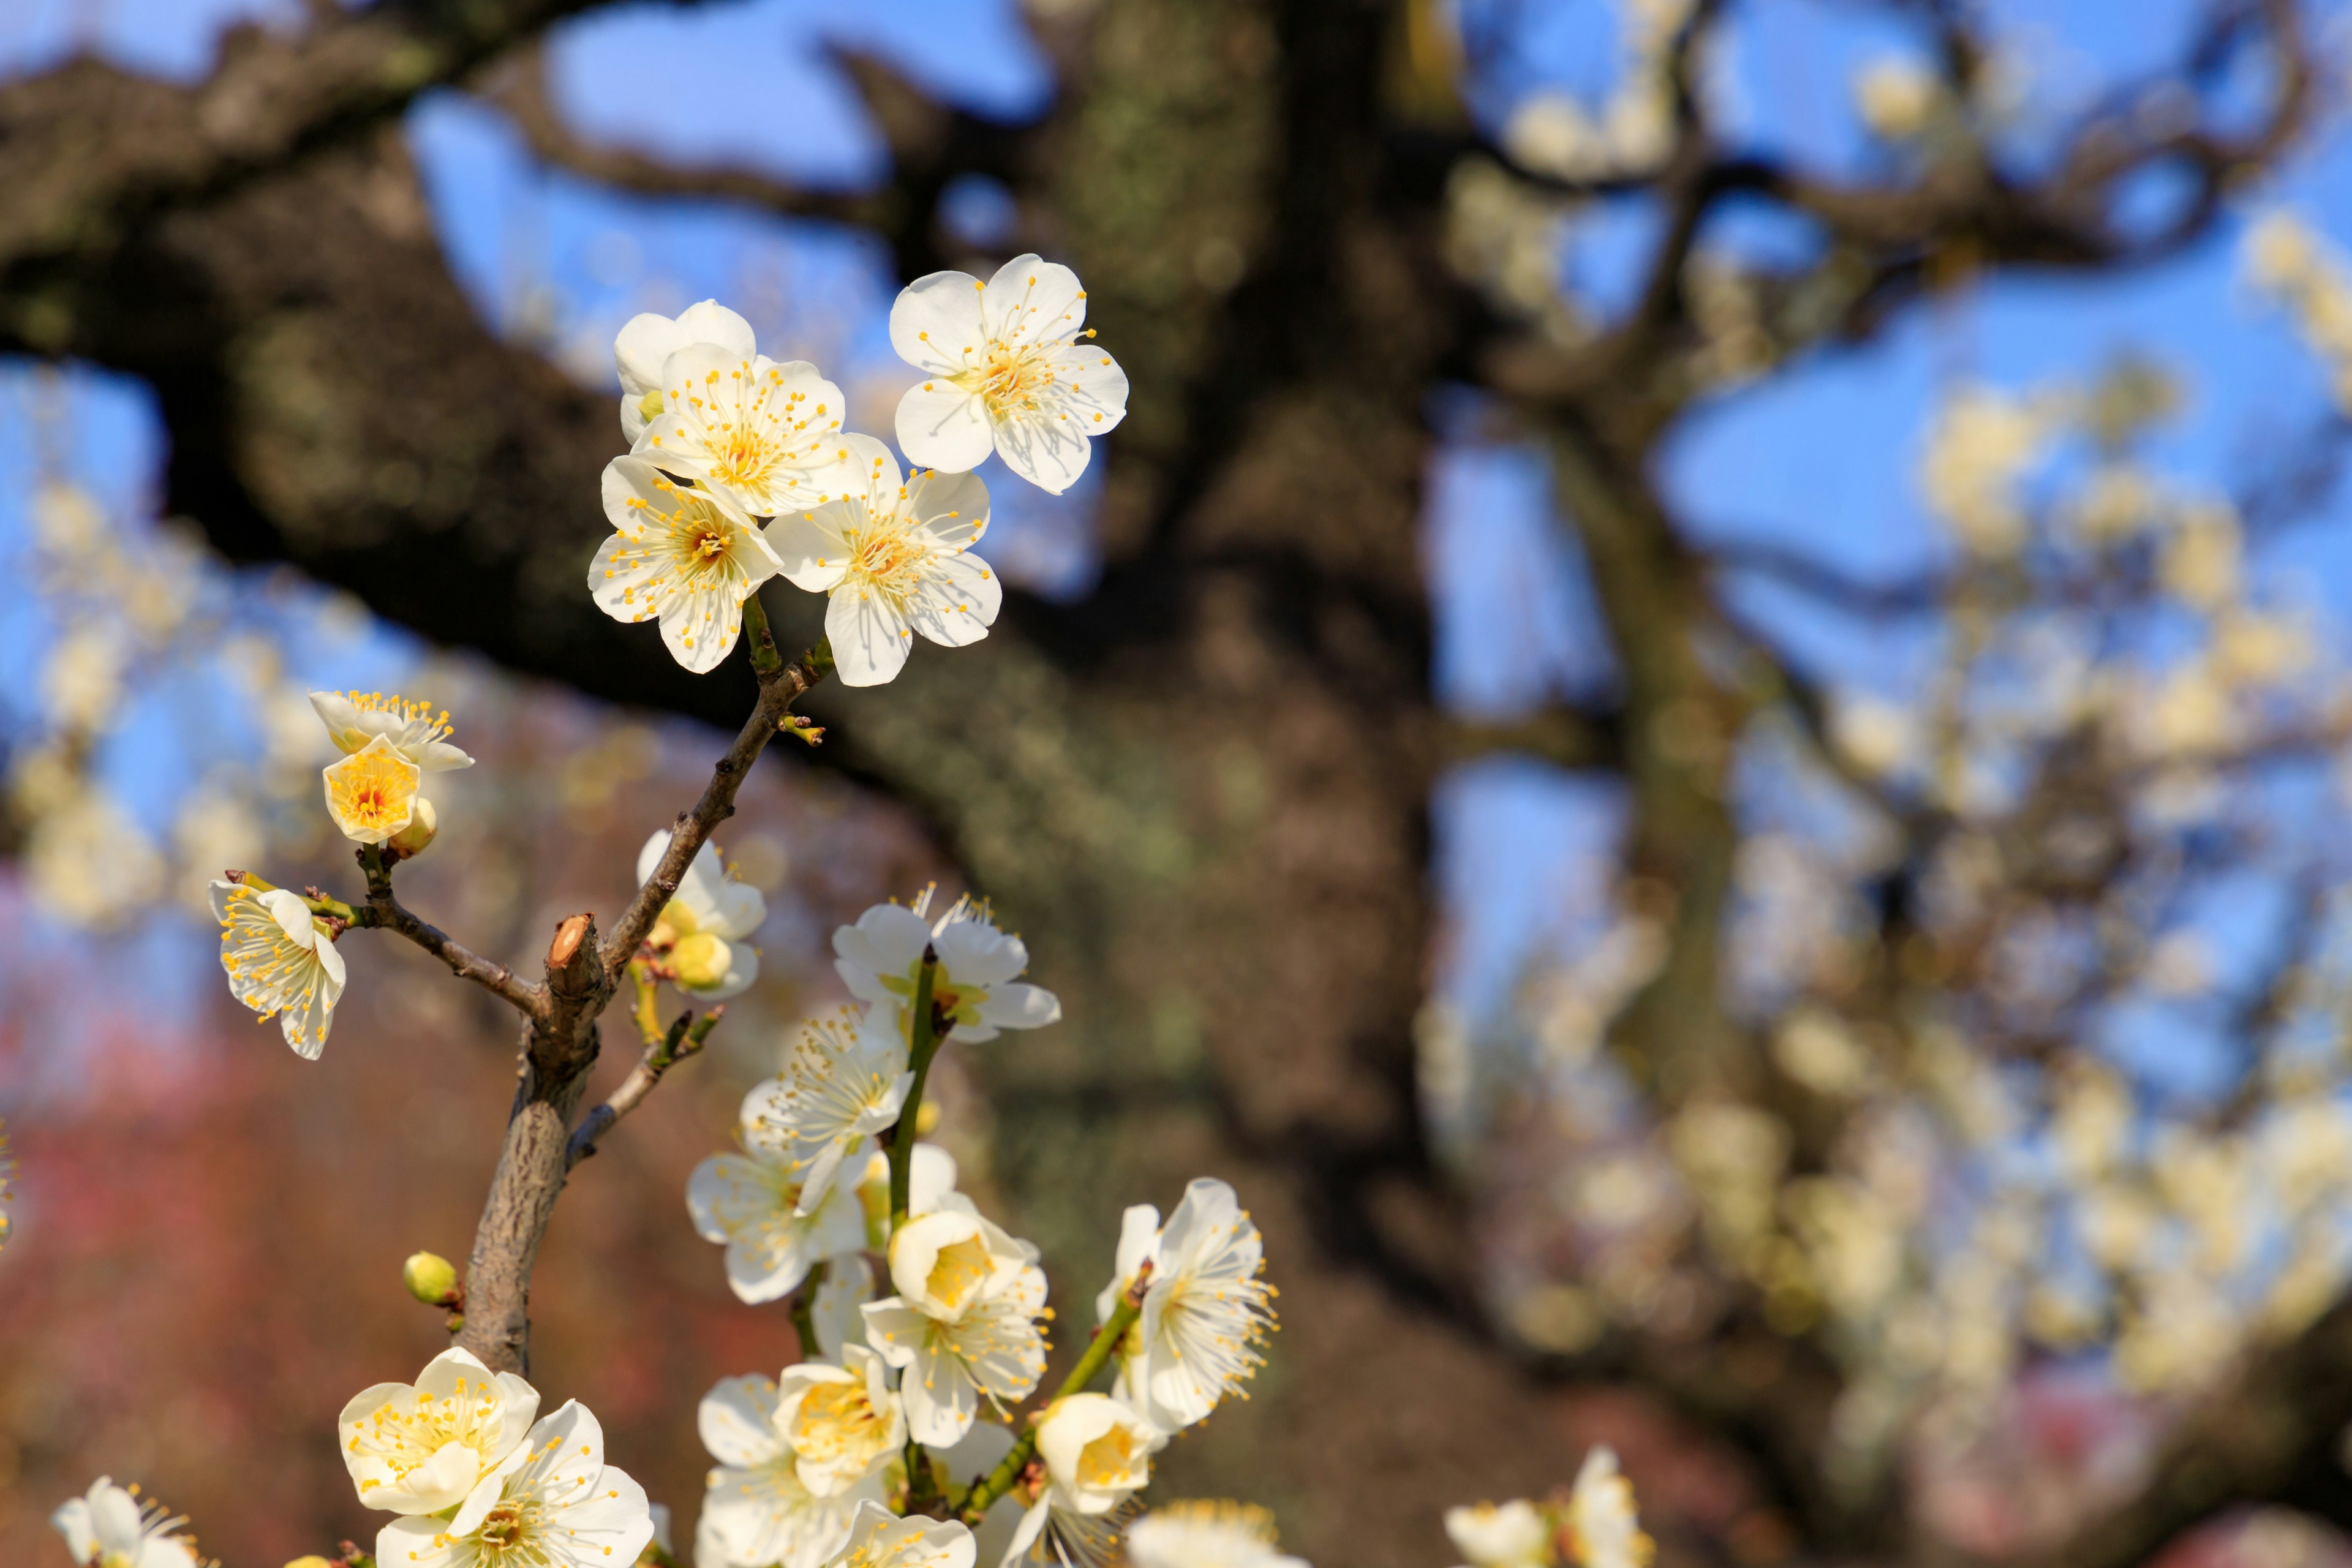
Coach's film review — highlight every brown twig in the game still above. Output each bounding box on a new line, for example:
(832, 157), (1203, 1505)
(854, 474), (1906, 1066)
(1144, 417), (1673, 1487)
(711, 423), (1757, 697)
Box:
(566, 1005), (723, 1170)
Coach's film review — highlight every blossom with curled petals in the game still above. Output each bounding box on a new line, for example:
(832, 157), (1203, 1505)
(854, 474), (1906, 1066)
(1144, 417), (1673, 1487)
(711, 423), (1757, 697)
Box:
(374, 1401), (653, 1568)
(211, 880), (345, 1060)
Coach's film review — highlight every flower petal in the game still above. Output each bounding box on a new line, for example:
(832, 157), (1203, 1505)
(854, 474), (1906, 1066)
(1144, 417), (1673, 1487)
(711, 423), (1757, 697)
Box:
(826, 584), (914, 688)
(891, 270), (990, 375)
(992, 403), (1094, 495)
(897, 382), (995, 474)
(981, 256), (1087, 349)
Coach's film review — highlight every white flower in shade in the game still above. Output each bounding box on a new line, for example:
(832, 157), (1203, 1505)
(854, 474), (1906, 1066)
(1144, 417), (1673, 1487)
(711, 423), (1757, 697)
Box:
(376, 1400), (653, 1568)
(834, 889), (1060, 1048)
(1129, 1502), (1308, 1568)
(638, 829), (767, 1000)
(862, 1234), (1049, 1446)
(744, 1008), (913, 1215)
(50, 1478), (198, 1568)
(775, 1343), (907, 1497)
(851, 1141), (962, 1249)
(636, 341), (855, 518)
(1098, 1178), (1276, 1431)
(1005, 1498), (1140, 1568)
(592, 456), (785, 674)
(766, 435), (999, 688)
(889, 255), (1129, 494)
(699, 1376), (883, 1568)
(309, 690), (475, 773)
(322, 734), (421, 846)
(1445, 1500), (1551, 1568)
(812, 1255), (878, 1359)
(338, 1347), (541, 1515)
(688, 1143), (870, 1303)
(1005, 1395), (1165, 1563)
(825, 1499), (976, 1568)
(930, 1422), (1021, 1565)
(210, 880), (346, 1060)
(615, 300), (756, 444)
(1562, 1447), (1653, 1568)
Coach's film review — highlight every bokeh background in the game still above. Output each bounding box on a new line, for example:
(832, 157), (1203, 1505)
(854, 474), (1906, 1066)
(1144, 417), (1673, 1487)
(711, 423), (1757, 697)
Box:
(6, 2), (2352, 1567)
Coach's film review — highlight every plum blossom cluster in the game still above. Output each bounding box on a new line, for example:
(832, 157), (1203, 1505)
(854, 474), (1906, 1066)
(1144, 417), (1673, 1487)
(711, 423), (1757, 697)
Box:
(1446, 1449), (1653, 1568)
(685, 879), (1285, 1568)
(591, 260), (1126, 687)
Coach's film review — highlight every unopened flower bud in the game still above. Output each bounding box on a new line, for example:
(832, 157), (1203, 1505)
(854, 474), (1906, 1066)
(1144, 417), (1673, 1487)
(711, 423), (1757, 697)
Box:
(671, 932), (733, 991)
(284, 1557), (335, 1568)
(640, 388), (666, 424)
(387, 796), (439, 858)
(402, 1250), (460, 1306)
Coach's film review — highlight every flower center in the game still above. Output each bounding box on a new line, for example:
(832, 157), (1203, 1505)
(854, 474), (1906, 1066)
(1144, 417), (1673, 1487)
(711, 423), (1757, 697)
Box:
(1076, 1425), (1140, 1488)
(478, 1504), (526, 1548)
(793, 1382), (889, 1463)
(843, 521), (929, 601)
(926, 1234), (995, 1311)
(967, 344), (1052, 415)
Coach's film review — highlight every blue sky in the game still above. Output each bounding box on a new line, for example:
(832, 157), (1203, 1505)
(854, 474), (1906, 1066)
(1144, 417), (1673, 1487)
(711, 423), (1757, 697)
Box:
(2, 0), (2348, 1039)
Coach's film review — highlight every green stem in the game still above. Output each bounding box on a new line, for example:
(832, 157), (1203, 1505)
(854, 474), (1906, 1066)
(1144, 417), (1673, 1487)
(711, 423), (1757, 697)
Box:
(743, 591), (785, 680)
(886, 946), (942, 1232)
(956, 1280), (1148, 1523)
(790, 1287), (820, 1361)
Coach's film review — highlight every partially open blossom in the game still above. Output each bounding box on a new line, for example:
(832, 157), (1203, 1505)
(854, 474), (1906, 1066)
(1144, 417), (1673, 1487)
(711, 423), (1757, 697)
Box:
(687, 1142), (869, 1303)
(775, 1343), (907, 1496)
(592, 456), (784, 674)
(375, 1400), (653, 1568)
(639, 829), (766, 1000)
(766, 435), (1000, 687)
(698, 1376), (882, 1568)
(614, 299), (756, 443)
(889, 254), (1129, 494)
(833, 888), (1060, 1047)
(824, 1499), (976, 1568)
(1562, 1448), (1653, 1568)
(1129, 1502), (1308, 1568)
(387, 795), (440, 859)
(337, 1346), (540, 1515)
(50, 1478), (199, 1568)
(1099, 1178), (1276, 1431)
(885, 1203), (1037, 1321)
(322, 734), (420, 846)
(211, 880), (345, 1060)
(636, 341), (855, 517)
(863, 1226), (1049, 1446)
(309, 690), (474, 773)
(742, 1007), (913, 1215)
(1446, 1500), (1552, 1568)
(1005, 1396), (1164, 1567)
(1005, 1498), (1141, 1568)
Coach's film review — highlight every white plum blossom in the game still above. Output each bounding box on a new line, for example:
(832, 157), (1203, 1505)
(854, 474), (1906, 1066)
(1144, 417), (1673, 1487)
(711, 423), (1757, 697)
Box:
(812, 1254), (878, 1359)
(591, 456), (784, 674)
(688, 1140), (869, 1303)
(1004, 1499), (1140, 1568)
(1098, 1178), (1276, 1431)
(636, 340), (856, 517)
(766, 435), (1000, 687)
(851, 1141), (963, 1249)
(889, 254), (1129, 494)
(615, 300), (756, 443)
(1006, 1395), (1165, 1563)
(834, 889), (1060, 1047)
(1562, 1447), (1653, 1568)
(1129, 1502), (1308, 1568)
(826, 1499), (977, 1568)
(211, 879), (345, 1060)
(774, 1343), (907, 1497)
(338, 1347), (541, 1515)
(1445, 1499), (1551, 1568)
(743, 1006), (913, 1215)
(863, 1206), (1049, 1445)
(699, 1376), (881, 1568)
(322, 734), (421, 846)
(50, 1478), (198, 1568)
(310, 690), (475, 773)
(376, 1400), (654, 1568)
(638, 829), (767, 1000)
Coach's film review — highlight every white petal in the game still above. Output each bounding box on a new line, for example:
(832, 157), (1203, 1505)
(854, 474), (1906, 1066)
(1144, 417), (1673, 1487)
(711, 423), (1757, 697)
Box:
(1042, 342), (1129, 435)
(767, 505), (856, 593)
(891, 270), (991, 375)
(615, 312), (686, 395)
(993, 402), (1094, 495)
(908, 551), (1001, 649)
(981, 255), (1087, 348)
(907, 467), (990, 549)
(897, 382), (996, 474)
(378, 1515), (467, 1568)
(974, 982), (1060, 1032)
(701, 1374), (786, 1468)
(826, 584), (914, 688)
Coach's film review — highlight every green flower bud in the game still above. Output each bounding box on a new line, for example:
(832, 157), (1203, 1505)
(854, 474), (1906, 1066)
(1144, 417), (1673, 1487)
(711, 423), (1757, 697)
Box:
(402, 1250), (460, 1306)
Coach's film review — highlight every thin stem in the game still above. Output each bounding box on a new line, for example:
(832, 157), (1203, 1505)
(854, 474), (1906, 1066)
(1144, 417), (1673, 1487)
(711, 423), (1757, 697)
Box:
(956, 1264), (1153, 1523)
(566, 1006), (722, 1170)
(886, 946), (942, 1232)
(742, 589), (785, 679)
